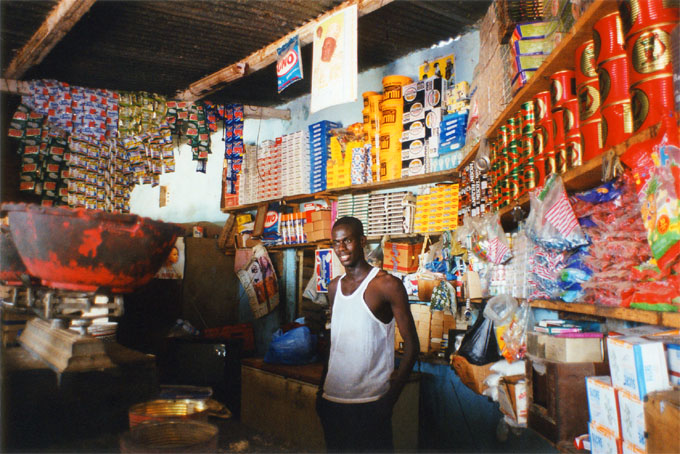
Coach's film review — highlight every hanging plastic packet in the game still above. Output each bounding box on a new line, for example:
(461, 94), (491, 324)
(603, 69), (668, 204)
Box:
(277, 35), (304, 93)
(525, 174), (588, 252)
(465, 213), (512, 265)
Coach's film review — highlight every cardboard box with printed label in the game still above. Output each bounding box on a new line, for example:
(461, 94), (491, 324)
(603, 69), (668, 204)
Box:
(586, 376), (621, 438)
(545, 334), (604, 363)
(383, 241), (422, 274)
(589, 421), (622, 454)
(607, 336), (671, 399)
(617, 389), (645, 452)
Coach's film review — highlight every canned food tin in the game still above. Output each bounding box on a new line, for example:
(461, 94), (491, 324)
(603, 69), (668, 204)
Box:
(550, 70), (577, 108)
(499, 125), (509, 147)
(508, 170), (521, 201)
(581, 118), (603, 161)
(555, 144), (568, 174)
(534, 91), (552, 124)
(521, 101), (535, 135)
(619, 0), (679, 35)
(597, 55), (631, 106)
(593, 12), (626, 64)
(522, 157), (540, 193)
(534, 154), (547, 187)
(562, 99), (580, 137)
(521, 135), (535, 161)
(382, 75), (413, 101)
(575, 40), (598, 86)
(566, 137), (583, 169)
(630, 73), (674, 132)
(544, 149), (557, 177)
(601, 101), (633, 149)
(533, 124), (554, 157)
(362, 91), (379, 108)
(627, 24), (674, 80)
(552, 108), (566, 151)
(577, 80), (601, 121)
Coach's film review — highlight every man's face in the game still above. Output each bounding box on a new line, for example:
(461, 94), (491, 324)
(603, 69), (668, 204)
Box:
(331, 224), (365, 267)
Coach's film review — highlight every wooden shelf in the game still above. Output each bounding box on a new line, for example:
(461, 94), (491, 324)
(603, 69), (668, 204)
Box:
(485, 0), (619, 139)
(497, 122), (662, 229)
(222, 168), (459, 213)
(530, 299), (680, 329)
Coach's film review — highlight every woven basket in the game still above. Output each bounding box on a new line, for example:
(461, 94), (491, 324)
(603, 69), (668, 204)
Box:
(119, 420), (218, 453)
(128, 399), (209, 428)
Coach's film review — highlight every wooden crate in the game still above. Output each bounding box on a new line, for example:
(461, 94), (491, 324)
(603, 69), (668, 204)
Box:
(644, 388), (680, 454)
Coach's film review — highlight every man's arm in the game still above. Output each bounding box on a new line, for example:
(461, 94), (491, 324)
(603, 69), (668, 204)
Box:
(317, 276), (339, 399)
(381, 275), (419, 407)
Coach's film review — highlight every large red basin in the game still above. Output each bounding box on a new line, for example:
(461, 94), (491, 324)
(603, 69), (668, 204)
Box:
(2, 203), (183, 293)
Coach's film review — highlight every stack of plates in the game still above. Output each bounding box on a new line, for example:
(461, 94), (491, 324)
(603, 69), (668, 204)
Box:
(86, 321), (118, 342)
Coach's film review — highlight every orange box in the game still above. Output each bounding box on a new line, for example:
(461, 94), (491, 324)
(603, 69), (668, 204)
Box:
(383, 241), (422, 274)
(311, 209), (332, 223)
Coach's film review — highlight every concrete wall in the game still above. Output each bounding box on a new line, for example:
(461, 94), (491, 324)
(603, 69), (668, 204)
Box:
(128, 30), (480, 224)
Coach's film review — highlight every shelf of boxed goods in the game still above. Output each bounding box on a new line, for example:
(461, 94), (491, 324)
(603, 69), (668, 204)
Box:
(484, 0), (619, 137)
(497, 122), (663, 230)
(530, 299), (680, 329)
(221, 168), (458, 212)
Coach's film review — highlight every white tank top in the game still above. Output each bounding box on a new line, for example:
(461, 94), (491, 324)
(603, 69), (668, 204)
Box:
(322, 267), (395, 403)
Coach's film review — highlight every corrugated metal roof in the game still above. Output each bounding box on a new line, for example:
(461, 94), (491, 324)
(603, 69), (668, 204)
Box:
(1, 0), (489, 106)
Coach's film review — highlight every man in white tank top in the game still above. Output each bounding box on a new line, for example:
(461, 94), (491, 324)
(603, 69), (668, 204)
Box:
(316, 216), (419, 452)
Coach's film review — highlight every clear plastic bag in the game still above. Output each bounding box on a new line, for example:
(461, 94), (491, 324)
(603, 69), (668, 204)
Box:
(526, 174), (588, 252)
(483, 295), (529, 363)
(464, 213), (513, 265)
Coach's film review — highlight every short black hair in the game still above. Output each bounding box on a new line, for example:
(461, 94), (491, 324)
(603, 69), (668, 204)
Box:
(332, 216), (364, 237)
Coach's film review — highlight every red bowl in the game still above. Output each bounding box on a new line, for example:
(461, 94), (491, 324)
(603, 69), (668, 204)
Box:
(1, 203), (183, 293)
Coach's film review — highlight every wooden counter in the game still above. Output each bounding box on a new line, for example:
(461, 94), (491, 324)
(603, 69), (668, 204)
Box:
(240, 358), (420, 452)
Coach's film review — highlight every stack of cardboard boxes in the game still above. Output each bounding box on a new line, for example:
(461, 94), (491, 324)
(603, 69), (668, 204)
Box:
(395, 305), (455, 355)
(304, 209), (332, 243)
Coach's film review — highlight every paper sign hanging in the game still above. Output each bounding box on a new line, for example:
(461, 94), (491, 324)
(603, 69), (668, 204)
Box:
(277, 36), (303, 93)
(310, 4), (357, 113)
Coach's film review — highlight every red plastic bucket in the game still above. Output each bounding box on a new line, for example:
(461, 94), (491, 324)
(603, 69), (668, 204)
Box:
(593, 12), (626, 64)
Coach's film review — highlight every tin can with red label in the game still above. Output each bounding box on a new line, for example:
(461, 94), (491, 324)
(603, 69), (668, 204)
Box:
(534, 91), (552, 124)
(521, 101), (535, 136)
(562, 99), (580, 137)
(626, 23), (674, 79)
(552, 108), (566, 152)
(522, 156), (540, 194)
(619, 0), (679, 36)
(533, 123), (554, 158)
(630, 73), (674, 132)
(575, 40), (598, 87)
(601, 101), (633, 148)
(544, 149), (557, 177)
(533, 153), (547, 188)
(566, 136), (583, 169)
(550, 70), (577, 109)
(598, 54), (631, 106)
(581, 118), (603, 161)
(593, 12), (626, 64)
(578, 79), (601, 122)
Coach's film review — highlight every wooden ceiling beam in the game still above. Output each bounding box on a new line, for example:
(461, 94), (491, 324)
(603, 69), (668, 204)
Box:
(3, 0), (97, 80)
(176, 0), (395, 102)
(0, 78), (291, 121)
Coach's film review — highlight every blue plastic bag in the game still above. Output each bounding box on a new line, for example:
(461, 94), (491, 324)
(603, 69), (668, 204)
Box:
(264, 325), (317, 365)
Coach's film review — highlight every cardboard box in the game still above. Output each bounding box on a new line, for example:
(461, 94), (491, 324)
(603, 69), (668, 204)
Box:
(450, 354), (494, 395)
(617, 389), (645, 452)
(586, 376), (621, 438)
(545, 334), (604, 363)
(607, 336), (671, 399)
(383, 241), (422, 274)
(622, 441), (645, 454)
(498, 375), (528, 425)
(644, 388), (680, 454)
(589, 421), (622, 454)
(311, 209), (331, 223)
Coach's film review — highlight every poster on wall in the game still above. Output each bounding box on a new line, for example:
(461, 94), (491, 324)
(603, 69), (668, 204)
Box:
(277, 35), (304, 93)
(419, 53), (455, 83)
(310, 4), (357, 113)
(155, 237), (185, 279)
(237, 244), (280, 318)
